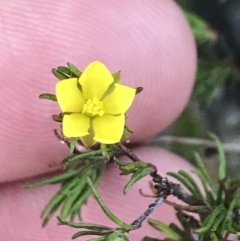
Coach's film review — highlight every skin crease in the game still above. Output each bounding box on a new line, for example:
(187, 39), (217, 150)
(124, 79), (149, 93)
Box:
(0, 0), (196, 240)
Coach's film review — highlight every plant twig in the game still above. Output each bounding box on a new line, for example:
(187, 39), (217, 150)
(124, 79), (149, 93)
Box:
(117, 143), (142, 162)
(164, 199), (211, 214)
(131, 196), (164, 229)
(170, 183), (206, 206)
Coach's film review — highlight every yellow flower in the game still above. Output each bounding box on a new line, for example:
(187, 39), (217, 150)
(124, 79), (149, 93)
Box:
(56, 61), (136, 147)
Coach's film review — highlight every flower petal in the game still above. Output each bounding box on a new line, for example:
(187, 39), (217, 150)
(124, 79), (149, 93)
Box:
(63, 113), (90, 138)
(93, 114), (125, 144)
(78, 61), (114, 100)
(103, 84), (136, 114)
(56, 78), (85, 112)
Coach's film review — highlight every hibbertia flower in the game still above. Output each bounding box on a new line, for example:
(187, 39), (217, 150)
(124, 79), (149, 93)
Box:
(56, 61), (136, 147)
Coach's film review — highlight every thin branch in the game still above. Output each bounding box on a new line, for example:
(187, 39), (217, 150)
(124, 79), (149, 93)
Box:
(131, 195), (164, 228)
(164, 199), (211, 214)
(170, 183), (206, 206)
(117, 143), (142, 162)
(151, 135), (240, 154)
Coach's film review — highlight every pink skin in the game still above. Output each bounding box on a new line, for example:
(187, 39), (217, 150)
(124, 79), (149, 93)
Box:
(0, 0), (196, 240)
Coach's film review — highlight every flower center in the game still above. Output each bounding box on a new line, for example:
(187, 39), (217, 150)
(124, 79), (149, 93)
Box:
(82, 96), (105, 117)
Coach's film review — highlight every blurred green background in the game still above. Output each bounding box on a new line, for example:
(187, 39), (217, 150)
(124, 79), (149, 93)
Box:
(149, 0), (240, 179)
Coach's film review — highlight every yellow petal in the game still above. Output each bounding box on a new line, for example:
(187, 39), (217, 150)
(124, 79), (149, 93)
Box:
(62, 113), (90, 138)
(56, 78), (85, 112)
(79, 61), (114, 100)
(93, 114), (125, 144)
(103, 84), (136, 114)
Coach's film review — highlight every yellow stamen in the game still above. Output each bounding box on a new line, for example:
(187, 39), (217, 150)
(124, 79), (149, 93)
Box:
(82, 96), (105, 117)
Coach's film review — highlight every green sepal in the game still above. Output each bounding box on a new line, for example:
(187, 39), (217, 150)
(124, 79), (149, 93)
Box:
(57, 66), (72, 76)
(70, 138), (79, 154)
(67, 62), (82, 77)
(135, 87), (143, 95)
(101, 143), (110, 159)
(52, 68), (68, 80)
(124, 124), (133, 133)
(39, 93), (57, 101)
(52, 114), (63, 122)
(112, 71), (121, 83)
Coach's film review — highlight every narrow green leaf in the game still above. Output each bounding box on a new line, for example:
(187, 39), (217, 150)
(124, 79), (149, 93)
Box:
(69, 167), (105, 218)
(209, 133), (227, 181)
(220, 194), (239, 233)
(148, 218), (181, 240)
(42, 200), (63, 227)
(70, 209), (79, 222)
(178, 170), (203, 199)
(196, 204), (224, 233)
(194, 152), (215, 189)
(25, 168), (78, 188)
(167, 172), (196, 196)
(193, 169), (215, 205)
(86, 177), (133, 230)
(39, 93), (57, 101)
(216, 187), (224, 205)
(61, 169), (94, 220)
(52, 68), (68, 80)
(67, 62), (82, 77)
(231, 221), (240, 232)
(210, 232), (219, 241)
(60, 177), (86, 219)
(41, 177), (79, 218)
(122, 233), (130, 241)
(87, 237), (107, 241)
(168, 223), (184, 237)
(211, 211), (226, 231)
(62, 150), (102, 168)
(123, 167), (152, 194)
(72, 230), (112, 239)
(143, 237), (163, 241)
(58, 217), (111, 231)
(226, 219), (238, 233)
